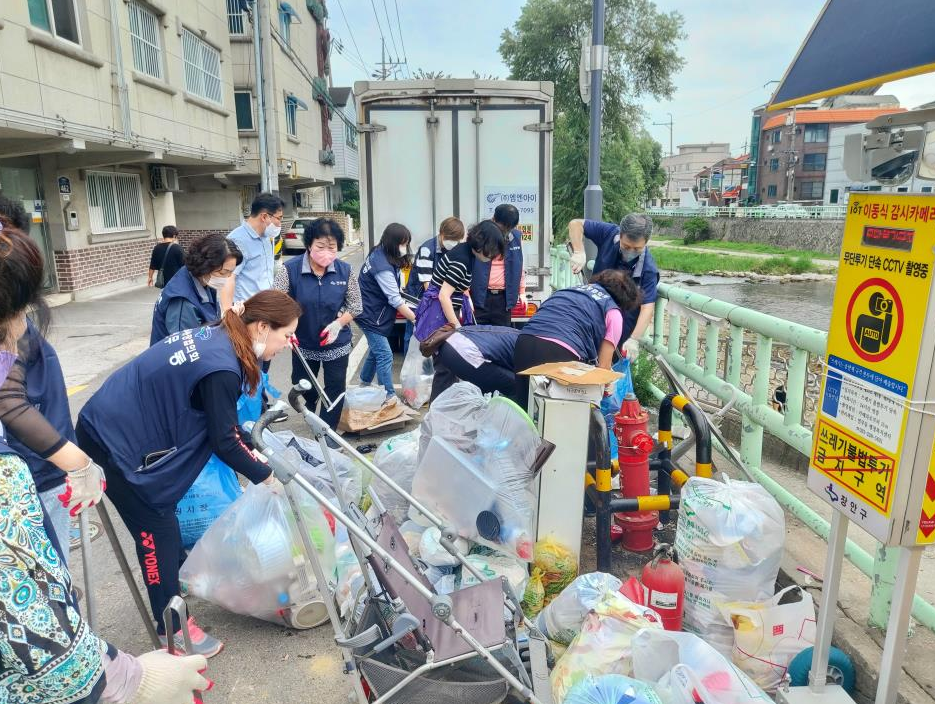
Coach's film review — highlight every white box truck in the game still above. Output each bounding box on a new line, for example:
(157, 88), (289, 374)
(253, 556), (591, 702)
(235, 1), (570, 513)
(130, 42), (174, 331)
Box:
(354, 79), (554, 324)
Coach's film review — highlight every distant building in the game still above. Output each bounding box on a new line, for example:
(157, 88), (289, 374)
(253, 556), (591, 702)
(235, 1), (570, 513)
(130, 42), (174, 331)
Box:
(302, 86), (358, 211)
(754, 107), (906, 205)
(658, 143), (731, 206)
(695, 154), (750, 206)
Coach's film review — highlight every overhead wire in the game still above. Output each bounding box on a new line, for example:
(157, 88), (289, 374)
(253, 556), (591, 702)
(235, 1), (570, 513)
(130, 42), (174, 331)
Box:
(334, 0), (371, 75)
(393, 0), (409, 78)
(382, 0), (402, 73)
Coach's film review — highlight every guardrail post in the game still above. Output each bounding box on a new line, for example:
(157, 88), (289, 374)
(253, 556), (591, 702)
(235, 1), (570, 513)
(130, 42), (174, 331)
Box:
(870, 543), (900, 630)
(685, 317), (699, 367)
(653, 299), (666, 349)
(704, 322), (720, 378)
(727, 325), (743, 389)
(784, 347), (808, 427)
(741, 334), (772, 471)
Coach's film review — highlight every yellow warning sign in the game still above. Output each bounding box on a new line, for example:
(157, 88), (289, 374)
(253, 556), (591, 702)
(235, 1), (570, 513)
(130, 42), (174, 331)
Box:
(808, 193), (935, 543)
(917, 443), (935, 545)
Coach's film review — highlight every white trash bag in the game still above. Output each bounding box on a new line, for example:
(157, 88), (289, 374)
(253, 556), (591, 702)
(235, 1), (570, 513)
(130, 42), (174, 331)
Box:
(675, 476), (785, 655)
(401, 340), (434, 409)
(369, 429), (421, 522)
(536, 572), (624, 645)
(345, 385), (385, 412)
(631, 628), (771, 704)
(180, 482), (335, 627)
(718, 585), (817, 692)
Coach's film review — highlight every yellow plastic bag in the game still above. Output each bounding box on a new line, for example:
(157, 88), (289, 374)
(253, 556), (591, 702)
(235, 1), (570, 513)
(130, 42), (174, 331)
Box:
(534, 537), (578, 603)
(522, 568), (547, 617)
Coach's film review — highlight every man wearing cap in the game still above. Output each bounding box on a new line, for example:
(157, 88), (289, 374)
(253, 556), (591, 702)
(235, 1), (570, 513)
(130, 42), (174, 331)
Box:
(567, 213), (658, 360)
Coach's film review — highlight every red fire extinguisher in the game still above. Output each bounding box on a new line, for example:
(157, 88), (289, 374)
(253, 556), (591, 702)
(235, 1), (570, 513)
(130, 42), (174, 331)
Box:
(642, 544), (685, 631)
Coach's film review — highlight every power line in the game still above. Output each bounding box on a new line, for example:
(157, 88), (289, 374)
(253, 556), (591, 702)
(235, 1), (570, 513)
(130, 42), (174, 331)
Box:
(393, 0), (409, 78)
(369, 0), (388, 51)
(382, 0), (402, 68)
(334, 0), (370, 75)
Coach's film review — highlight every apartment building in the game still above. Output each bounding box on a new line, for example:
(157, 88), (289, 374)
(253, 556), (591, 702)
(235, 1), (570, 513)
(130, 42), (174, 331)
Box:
(0, 0), (333, 298)
(658, 143), (730, 206)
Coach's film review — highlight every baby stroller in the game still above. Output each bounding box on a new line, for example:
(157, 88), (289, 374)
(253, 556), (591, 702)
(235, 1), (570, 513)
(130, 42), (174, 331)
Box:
(250, 381), (554, 704)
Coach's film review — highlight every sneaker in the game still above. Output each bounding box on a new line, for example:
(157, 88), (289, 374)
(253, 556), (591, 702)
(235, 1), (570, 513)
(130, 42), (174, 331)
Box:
(160, 616), (224, 658)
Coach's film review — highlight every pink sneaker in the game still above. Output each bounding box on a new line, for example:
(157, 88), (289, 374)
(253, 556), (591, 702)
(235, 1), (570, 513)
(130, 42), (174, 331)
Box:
(159, 616), (224, 658)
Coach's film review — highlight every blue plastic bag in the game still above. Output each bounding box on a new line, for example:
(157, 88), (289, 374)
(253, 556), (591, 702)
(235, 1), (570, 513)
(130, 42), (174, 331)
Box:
(563, 674), (662, 704)
(600, 357), (635, 461)
(237, 372), (281, 427)
(177, 455), (243, 549)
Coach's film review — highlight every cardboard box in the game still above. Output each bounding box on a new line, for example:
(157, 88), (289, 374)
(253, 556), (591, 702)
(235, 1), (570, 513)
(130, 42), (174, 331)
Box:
(518, 361), (622, 404)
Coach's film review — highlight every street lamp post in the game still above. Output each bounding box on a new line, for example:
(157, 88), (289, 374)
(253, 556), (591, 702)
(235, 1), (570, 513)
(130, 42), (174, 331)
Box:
(583, 0), (606, 221)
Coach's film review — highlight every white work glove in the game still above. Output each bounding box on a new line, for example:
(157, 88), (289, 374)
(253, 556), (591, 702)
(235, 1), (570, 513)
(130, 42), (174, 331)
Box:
(622, 337), (640, 360)
(569, 250), (587, 273)
(320, 319), (343, 346)
(128, 651), (209, 704)
(58, 459), (105, 517)
(229, 301), (245, 316)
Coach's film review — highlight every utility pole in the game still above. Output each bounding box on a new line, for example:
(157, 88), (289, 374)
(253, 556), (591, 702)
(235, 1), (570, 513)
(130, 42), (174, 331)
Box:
(653, 112), (674, 156)
(583, 0), (606, 221)
(258, 0), (279, 194)
(372, 37), (404, 80)
(785, 105), (798, 201)
(249, 0), (271, 193)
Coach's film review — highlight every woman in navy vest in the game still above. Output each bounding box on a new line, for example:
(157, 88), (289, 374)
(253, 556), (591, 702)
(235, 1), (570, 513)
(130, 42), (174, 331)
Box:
(356, 223), (417, 401)
(0, 217), (210, 703)
(413, 220), (506, 341)
(76, 290), (301, 657)
(431, 325), (520, 401)
(274, 218), (361, 433)
(512, 269), (641, 408)
(150, 233), (243, 345)
(471, 204), (526, 326)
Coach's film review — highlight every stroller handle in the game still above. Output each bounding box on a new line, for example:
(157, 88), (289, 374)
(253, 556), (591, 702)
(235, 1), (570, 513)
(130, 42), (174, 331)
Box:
(288, 380), (312, 414)
(251, 402), (289, 450)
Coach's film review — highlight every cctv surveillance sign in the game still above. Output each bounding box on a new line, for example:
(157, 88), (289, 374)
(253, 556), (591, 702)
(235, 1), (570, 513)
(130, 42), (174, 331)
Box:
(808, 193), (935, 545)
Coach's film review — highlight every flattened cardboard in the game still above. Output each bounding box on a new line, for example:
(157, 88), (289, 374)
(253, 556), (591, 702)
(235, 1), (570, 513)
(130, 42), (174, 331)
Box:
(518, 361), (622, 385)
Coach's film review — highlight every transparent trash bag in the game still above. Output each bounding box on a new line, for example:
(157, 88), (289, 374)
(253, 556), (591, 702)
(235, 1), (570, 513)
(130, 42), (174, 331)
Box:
(417, 381), (488, 460)
(550, 592), (663, 704)
(271, 429), (364, 506)
(369, 429), (421, 522)
(400, 340), (434, 409)
(180, 482), (335, 626)
(563, 674), (662, 704)
(536, 572), (624, 646)
(345, 385), (385, 412)
(675, 476), (785, 655)
(631, 628), (771, 704)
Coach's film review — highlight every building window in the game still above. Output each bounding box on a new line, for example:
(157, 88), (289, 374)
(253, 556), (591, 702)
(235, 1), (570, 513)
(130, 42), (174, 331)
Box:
(86, 172), (145, 234)
(279, 8), (291, 46)
(767, 185), (777, 198)
(128, 2), (163, 79)
(802, 153), (826, 172)
(922, 186), (933, 193)
(829, 188), (839, 204)
(28, 0), (81, 44)
(285, 94), (307, 138)
(771, 129), (782, 144)
(769, 158), (779, 171)
(234, 91), (254, 130)
(182, 29), (222, 104)
(345, 121), (357, 149)
(800, 180), (824, 199)
(227, 0), (246, 35)
(804, 124), (829, 143)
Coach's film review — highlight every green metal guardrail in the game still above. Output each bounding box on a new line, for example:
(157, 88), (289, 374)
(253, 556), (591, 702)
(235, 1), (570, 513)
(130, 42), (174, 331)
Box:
(549, 246), (935, 632)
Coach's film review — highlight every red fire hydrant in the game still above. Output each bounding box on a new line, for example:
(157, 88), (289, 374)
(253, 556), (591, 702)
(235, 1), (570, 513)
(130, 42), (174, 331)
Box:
(613, 393), (657, 552)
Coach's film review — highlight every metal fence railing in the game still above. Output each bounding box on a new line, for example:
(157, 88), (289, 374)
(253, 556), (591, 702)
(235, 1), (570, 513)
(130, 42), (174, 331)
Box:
(548, 247), (935, 631)
(647, 205), (847, 220)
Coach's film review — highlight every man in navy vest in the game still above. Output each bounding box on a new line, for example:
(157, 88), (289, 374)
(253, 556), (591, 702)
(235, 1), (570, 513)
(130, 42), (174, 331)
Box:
(567, 213), (658, 359)
(472, 204), (525, 326)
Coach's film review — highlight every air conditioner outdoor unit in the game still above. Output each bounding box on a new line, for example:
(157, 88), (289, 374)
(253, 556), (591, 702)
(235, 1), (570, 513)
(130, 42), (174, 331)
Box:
(151, 166), (180, 192)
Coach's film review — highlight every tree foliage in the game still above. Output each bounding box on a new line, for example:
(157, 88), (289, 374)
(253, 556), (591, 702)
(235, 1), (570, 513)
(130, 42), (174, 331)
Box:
(500, 0), (683, 236)
(334, 180), (360, 224)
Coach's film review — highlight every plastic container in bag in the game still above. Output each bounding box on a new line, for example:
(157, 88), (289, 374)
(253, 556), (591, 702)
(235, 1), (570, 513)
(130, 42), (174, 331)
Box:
(417, 381), (488, 460)
(417, 526), (469, 567)
(369, 429), (421, 522)
(345, 385), (386, 412)
(400, 340), (434, 409)
(180, 482), (335, 627)
(675, 477), (785, 656)
(460, 553), (530, 598)
(536, 572), (624, 645)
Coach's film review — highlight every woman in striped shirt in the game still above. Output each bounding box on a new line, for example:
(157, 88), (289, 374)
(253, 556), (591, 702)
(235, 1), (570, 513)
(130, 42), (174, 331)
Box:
(413, 221), (505, 341)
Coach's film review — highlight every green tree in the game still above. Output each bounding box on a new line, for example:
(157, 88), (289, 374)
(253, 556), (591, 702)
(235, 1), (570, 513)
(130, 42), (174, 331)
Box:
(500, 0), (683, 235)
(334, 180), (360, 223)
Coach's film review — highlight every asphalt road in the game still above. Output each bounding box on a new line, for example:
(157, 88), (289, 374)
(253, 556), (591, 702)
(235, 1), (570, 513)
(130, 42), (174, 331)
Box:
(53, 243), (424, 704)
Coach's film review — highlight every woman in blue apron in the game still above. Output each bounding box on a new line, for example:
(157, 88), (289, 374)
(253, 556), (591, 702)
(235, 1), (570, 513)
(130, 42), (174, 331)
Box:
(356, 223), (417, 401)
(0, 216), (209, 703)
(413, 220), (506, 341)
(150, 233), (243, 345)
(275, 217), (361, 432)
(512, 269), (641, 408)
(430, 324), (520, 400)
(76, 289), (301, 658)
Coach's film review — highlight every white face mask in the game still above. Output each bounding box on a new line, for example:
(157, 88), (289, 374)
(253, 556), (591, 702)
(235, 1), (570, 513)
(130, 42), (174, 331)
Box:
(252, 328), (269, 359)
(206, 276), (228, 290)
(441, 239), (459, 250)
(264, 223), (282, 240)
(399, 245), (408, 256)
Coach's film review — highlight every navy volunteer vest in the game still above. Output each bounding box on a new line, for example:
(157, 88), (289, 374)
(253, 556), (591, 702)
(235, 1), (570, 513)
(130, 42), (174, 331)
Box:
(520, 284), (619, 363)
(457, 325), (520, 368)
(356, 246), (400, 336)
(150, 268), (220, 346)
(405, 236), (441, 298)
(590, 227), (659, 341)
(78, 326), (242, 509)
(471, 229), (524, 308)
(6, 322), (74, 493)
(285, 255), (353, 351)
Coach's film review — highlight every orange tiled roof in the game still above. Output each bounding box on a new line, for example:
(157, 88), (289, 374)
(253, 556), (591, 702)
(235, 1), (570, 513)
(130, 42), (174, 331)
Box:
(762, 108), (906, 131)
